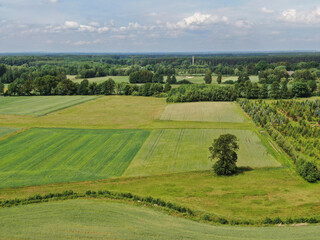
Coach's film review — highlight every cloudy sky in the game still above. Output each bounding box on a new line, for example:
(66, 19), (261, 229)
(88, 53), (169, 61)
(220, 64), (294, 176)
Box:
(0, 0), (319, 52)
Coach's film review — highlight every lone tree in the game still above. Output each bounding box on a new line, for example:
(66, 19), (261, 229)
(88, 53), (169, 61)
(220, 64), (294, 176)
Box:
(209, 134), (239, 176)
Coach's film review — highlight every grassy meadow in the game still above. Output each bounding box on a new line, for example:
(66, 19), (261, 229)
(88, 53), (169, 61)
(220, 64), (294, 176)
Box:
(1, 199), (319, 240)
(124, 129), (280, 177)
(68, 75), (130, 83)
(0, 96), (98, 116)
(160, 102), (247, 123)
(0, 128), (149, 188)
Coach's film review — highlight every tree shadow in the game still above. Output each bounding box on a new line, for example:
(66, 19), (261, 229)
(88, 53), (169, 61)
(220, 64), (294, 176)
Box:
(236, 166), (253, 175)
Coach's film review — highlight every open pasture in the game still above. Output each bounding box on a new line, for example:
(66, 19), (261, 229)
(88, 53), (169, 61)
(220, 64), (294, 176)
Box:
(0, 128), (149, 188)
(124, 129), (280, 177)
(160, 102), (247, 123)
(0, 96), (98, 116)
(1, 199), (319, 240)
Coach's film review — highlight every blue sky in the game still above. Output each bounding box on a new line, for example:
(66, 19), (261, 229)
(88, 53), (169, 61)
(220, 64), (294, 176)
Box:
(0, 0), (319, 52)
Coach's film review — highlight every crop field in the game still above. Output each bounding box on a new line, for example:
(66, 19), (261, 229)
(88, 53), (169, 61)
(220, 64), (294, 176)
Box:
(0, 128), (149, 188)
(1, 199), (319, 240)
(160, 102), (247, 123)
(0, 96), (98, 116)
(0, 96), (167, 129)
(124, 129), (280, 177)
(0, 127), (20, 138)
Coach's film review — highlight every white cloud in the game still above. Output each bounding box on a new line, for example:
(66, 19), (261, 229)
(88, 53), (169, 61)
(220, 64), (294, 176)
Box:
(281, 7), (320, 24)
(89, 21), (100, 27)
(262, 7), (275, 14)
(48, 0), (59, 3)
(235, 20), (253, 29)
(167, 12), (228, 30)
(64, 21), (79, 29)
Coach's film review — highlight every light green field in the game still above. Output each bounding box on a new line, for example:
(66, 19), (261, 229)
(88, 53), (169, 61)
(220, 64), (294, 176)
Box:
(0, 96), (98, 116)
(68, 75), (130, 83)
(124, 129), (280, 177)
(1, 199), (319, 240)
(0, 128), (149, 188)
(2, 169), (319, 221)
(0, 127), (19, 138)
(0, 96), (167, 129)
(160, 102), (247, 123)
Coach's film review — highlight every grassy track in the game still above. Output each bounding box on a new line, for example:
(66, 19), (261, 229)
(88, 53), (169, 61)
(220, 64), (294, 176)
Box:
(0, 127), (20, 138)
(0, 96), (98, 116)
(0, 96), (167, 129)
(160, 102), (247, 123)
(1, 199), (319, 240)
(0, 128), (149, 188)
(124, 129), (280, 177)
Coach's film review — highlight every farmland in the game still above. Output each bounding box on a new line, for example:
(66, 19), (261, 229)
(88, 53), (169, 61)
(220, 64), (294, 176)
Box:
(160, 102), (247, 122)
(0, 96), (98, 116)
(0, 128), (149, 188)
(0, 94), (319, 239)
(0, 127), (19, 138)
(1, 199), (320, 240)
(124, 129), (280, 177)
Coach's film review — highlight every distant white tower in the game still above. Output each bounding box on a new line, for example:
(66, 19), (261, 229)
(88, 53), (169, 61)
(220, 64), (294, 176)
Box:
(192, 56), (195, 65)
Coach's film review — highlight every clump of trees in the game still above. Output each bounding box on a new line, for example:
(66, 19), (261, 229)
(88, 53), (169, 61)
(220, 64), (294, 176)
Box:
(167, 85), (238, 102)
(209, 134), (239, 176)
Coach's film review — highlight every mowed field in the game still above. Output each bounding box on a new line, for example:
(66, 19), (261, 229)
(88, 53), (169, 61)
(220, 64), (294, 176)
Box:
(0, 96), (98, 116)
(0, 128), (149, 188)
(1, 200), (320, 240)
(160, 102), (247, 123)
(0, 96), (167, 129)
(124, 129), (280, 177)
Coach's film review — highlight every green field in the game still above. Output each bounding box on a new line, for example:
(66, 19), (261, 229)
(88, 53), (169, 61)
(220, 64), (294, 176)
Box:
(1, 199), (319, 240)
(0, 96), (98, 116)
(68, 75), (130, 83)
(0, 96), (167, 129)
(0, 128), (149, 188)
(124, 129), (280, 177)
(160, 102), (247, 123)
(0, 127), (20, 138)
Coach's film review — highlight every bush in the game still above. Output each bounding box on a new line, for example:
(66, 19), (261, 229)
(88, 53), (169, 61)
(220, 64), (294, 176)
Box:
(296, 159), (320, 183)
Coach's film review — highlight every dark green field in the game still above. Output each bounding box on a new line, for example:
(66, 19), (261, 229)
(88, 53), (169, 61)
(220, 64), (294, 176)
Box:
(0, 128), (149, 188)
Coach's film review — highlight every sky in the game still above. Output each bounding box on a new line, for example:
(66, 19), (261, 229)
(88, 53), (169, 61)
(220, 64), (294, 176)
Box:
(0, 0), (319, 53)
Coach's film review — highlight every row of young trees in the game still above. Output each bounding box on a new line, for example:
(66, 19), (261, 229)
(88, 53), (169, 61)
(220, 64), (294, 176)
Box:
(238, 99), (320, 182)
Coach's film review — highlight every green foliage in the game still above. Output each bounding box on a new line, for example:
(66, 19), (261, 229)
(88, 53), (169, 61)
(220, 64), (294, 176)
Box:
(167, 85), (238, 102)
(209, 134), (239, 176)
(204, 70), (212, 84)
(238, 99), (320, 182)
(129, 70), (153, 83)
(296, 160), (320, 183)
(217, 73), (222, 84)
(292, 82), (311, 98)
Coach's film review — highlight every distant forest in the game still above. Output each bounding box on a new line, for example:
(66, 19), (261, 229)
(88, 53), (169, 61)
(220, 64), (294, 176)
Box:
(0, 53), (319, 99)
